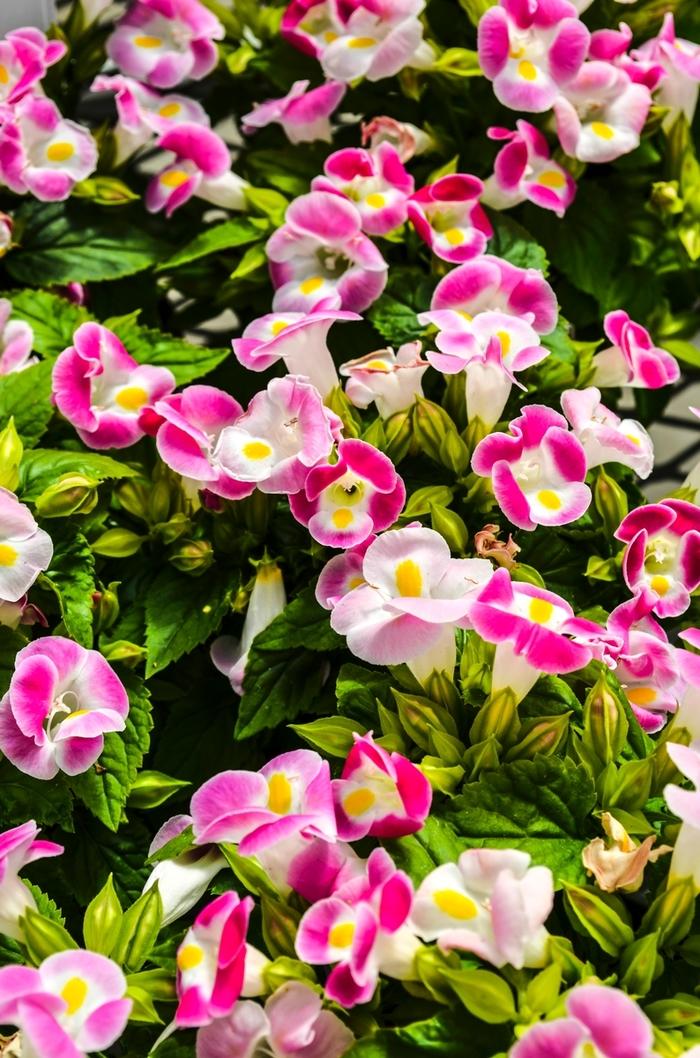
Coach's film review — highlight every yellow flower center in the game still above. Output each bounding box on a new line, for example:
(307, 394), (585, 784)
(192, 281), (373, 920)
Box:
(495, 330), (511, 354)
(329, 922), (355, 947)
(591, 122), (614, 140)
(344, 788), (376, 817)
(624, 433), (641, 445)
(134, 34), (163, 48)
(348, 36), (376, 48)
(300, 276), (324, 295)
(177, 944), (204, 971)
(46, 142), (74, 163)
(0, 65), (10, 85)
(0, 543), (17, 567)
(271, 320), (290, 336)
(115, 386), (149, 411)
(61, 977), (88, 1016)
(267, 772), (293, 814)
(650, 574), (669, 596)
(242, 441), (272, 461)
(324, 30), (339, 42)
(62, 709), (91, 723)
(626, 686), (656, 706)
(161, 169), (190, 189)
(538, 170), (566, 189)
(365, 192), (386, 209)
(332, 508), (354, 529)
(366, 359), (391, 371)
(537, 489), (562, 511)
(433, 889), (478, 920)
(529, 597), (554, 624)
(395, 559), (423, 597)
(159, 102), (182, 118)
(518, 60), (537, 81)
(444, 228), (465, 246)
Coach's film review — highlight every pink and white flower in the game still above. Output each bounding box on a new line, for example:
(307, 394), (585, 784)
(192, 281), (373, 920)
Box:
(254, 831), (364, 901)
(143, 814), (225, 928)
(0, 29), (65, 106)
(411, 849), (553, 968)
(477, 0), (589, 113)
(0, 636), (129, 781)
(190, 749), (336, 855)
(561, 386), (653, 479)
(196, 981), (354, 1058)
(430, 254), (558, 336)
(361, 116), (433, 162)
(553, 62), (652, 164)
(312, 143), (414, 235)
(0, 95), (97, 202)
(471, 404), (592, 530)
(211, 561), (287, 696)
(333, 732), (431, 840)
(289, 439), (405, 548)
(266, 191), (388, 313)
(340, 341), (429, 418)
(407, 174), (492, 263)
(175, 890), (254, 1028)
(242, 80), (346, 145)
(0, 299), (35, 375)
(0, 821), (63, 941)
(615, 499), (700, 618)
(665, 742), (700, 890)
(633, 13), (700, 128)
(0, 950), (131, 1058)
(52, 323), (176, 450)
(315, 535), (374, 609)
(106, 0), (224, 89)
(481, 121), (576, 218)
(146, 124), (247, 216)
(0, 488), (52, 603)
(583, 811), (670, 894)
(318, 524), (493, 683)
(281, 0), (341, 58)
(592, 310), (680, 389)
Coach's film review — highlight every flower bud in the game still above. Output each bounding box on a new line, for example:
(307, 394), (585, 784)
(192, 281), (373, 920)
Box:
(93, 582), (120, 633)
(158, 512), (191, 545)
(112, 885), (163, 973)
(470, 687), (520, 746)
(169, 538), (214, 575)
(384, 409), (412, 464)
(594, 468), (629, 537)
(92, 528), (145, 558)
(605, 757), (654, 812)
(116, 480), (150, 521)
(505, 712), (571, 761)
(21, 909), (78, 966)
(83, 874), (123, 957)
(650, 180), (684, 217)
(326, 385), (362, 438)
(619, 932), (662, 996)
(462, 735), (500, 779)
(263, 957), (316, 994)
(0, 418), (22, 491)
(127, 770), (191, 810)
(413, 397), (465, 469)
(261, 895), (301, 960)
(563, 883), (634, 956)
(414, 945), (459, 1004)
(583, 674), (628, 766)
(430, 504), (469, 554)
(290, 716), (365, 757)
(424, 669), (461, 714)
(35, 473), (100, 518)
(101, 640), (147, 664)
(148, 479), (172, 525)
(443, 967), (516, 1024)
(642, 877), (696, 947)
(392, 688), (458, 751)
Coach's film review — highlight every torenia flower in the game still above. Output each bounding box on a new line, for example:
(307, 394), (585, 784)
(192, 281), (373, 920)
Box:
(470, 568), (603, 702)
(430, 254), (557, 335)
(0, 950), (131, 1058)
(0, 29), (66, 106)
(190, 749), (336, 855)
(211, 561), (287, 696)
(481, 122), (576, 218)
(266, 191), (388, 313)
(175, 890), (254, 1027)
(0, 637), (129, 781)
(411, 849), (553, 969)
(0, 489), (52, 603)
(0, 212), (13, 257)
(472, 405), (591, 530)
(407, 174), (492, 263)
(582, 811), (670, 893)
(665, 742), (700, 890)
(255, 832), (364, 901)
(147, 125), (247, 216)
(615, 500), (700, 618)
(143, 814), (225, 928)
(561, 386), (653, 479)
(340, 341), (429, 418)
(321, 0), (428, 83)
(633, 13), (700, 127)
(0, 95), (97, 202)
(52, 323), (176, 450)
(0, 821), (63, 940)
(312, 143), (414, 235)
(242, 80), (346, 145)
(510, 984), (655, 1058)
(361, 116), (433, 162)
(333, 732), (431, 840)
(319, 524), (493, 684)
(0, 299), (35, 375)
(592, 310), (680, 389)
(553, 62), (652, 164)
(477, 0), (589, 113)
(196, 981), (354, 1058)
(106, 0), (224, 88)
(289, 439), (405, 549)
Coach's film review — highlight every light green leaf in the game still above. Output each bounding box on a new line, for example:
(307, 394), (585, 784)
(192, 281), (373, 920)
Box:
(157, 217), (269, 271)
(144, 566), (237, 676)
(0, 360), (53, 446)
(368, 295), (423, 345)
(18, 449), (137, 501)
(5, 289), (89, 360)
(663, 338), (700, 369)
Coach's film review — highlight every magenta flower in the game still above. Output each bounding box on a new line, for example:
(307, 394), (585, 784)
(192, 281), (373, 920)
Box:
(0, 29), (65, 106)
(242, 79), (346, 144)
(280, 835), (365, 902)
(0, 950), (131, 1058)
(289, 439), (405, 549)
(472, 404), (591, 530)
(190, 749), (336, 855)
(408, 174), (492, 263)
(0, 298), (35, 375)
(593, 310), (680, 389)
(589, 24), (665, 93)
(510, 984), (655, 1058)
(212, 561), (287, 696)
(361, 115), (433, 162)
(633, 13), (700, 127)
(315, 535), (374, 609)
(106, 0), (224, 89)
(430, 254), (558, 336)
(266, 191), (388, 313)
(340, 340), (429, 418)
(482, 121), (576, 218)
(615, 499), (700, 618)
(52, 323), (175, 450)
(146, 124), (247, 216)
(561, 386), (653, 479)
(333, 732), (431, 840)
(281, 0), (339, 57)
(477, 0), (589, 113)
(554, 62), (652, 164)
(0, 95), (97, 202)
(0, 488), (52, 604)
(313, 143), (414, 235)
(0, 821), (63, 940)
(175, 890), (253, 1028)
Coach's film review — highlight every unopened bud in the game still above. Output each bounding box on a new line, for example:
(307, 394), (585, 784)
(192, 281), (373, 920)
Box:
(505, 712), (570, 761)
(606, 757), (654, 812)
(93, 582), (119, 632)
(261, 895), (301, 960)
(563, 882), (634, 956)
(92, 528), (144, 558)
(470, 687), (520, 746)
(583, 674), (628, 766)
(326, 386), (362, 438)
(148, 480), (171, 525)
(392, 688), (458, 751)
(383, 409), (412, 463)
(619, 932), (662, 996)
(430, 504), (469, 553)
(462, 735), (500, 779)
(263, 957), (316, 994)
(439, 429), (470, 475)
(413, 397), (462, 467)
(101, 640), (147, 664)
(641, 876), (695, 947)
(169, 538), (214, 575)
(35, 473), (99, 518)
(0, 417), (22, 491)
(290, 716), (364, 758)
(650, 180), (684, 216)
(112, 886), (163, 973)
(83, 874), (122, 957)
(594, 468), (628, 537)
(116, 480), (150, 521)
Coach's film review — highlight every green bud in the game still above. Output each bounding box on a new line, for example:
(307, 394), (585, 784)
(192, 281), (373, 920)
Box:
(439, 430), (470, 475)
(504, 712), (570, 761)
(644, 995), (700, 1028)
(169, 538), (214, 575)
(22, 909), (78, 965)
(679, 934), (700, 966)
(524, 963), (562, 1017)
(35, 473), (99, 518)
(362, 416), (387, 451)
(470, 687), (520, 746)
(585, 555), (619, 582)
(261, 895), (301, 960)
(619, 932), (662, 996)
(403, 485), (455, 518)
(94, 582), (120, 633)
(92, 528), (145, 558)
(427, 726), (465, 766)
(652, 733), (690, 796)
(127, 770), (191, 810)
(0, 417), (23, 491)
(593, 468), (628, 536)
(100, 640), (147, 664)
(326, 385), (362, 438)
(112, 885), (163, 973)
(462, 735), (500, 779)
(392, 688), (458, 751)
(242, 490), (272, 535)
(263, 957), (317, 994)
(424, 669), (461, 714)
(547, 935), (591, 982)
(430, 504), (469, 553)
(116, 480), (150, 522)
(148, 479), (172, 524)
(83, 874), (122, 957)
(414, 945), (460, 1004)
(583, 674), (628, 766)
(464, 415), (489, 453)
(289, 716), (366, 757)
(510, 563), (546, 588)
(563, 883), (634, 956)
(605, 757), (654, 811)
(442, 968), (517, 1024)
(126, 968), (176, 1003)
(420, 757), (465, 794)
(158, 512), (191, 545)
(641, 876), (696, 947)
(650, 180), (684, 216)
(383, 408), (412, 464)
(220, 844), (280, 900)
(124, 984), (163, 1024)
(73, 175), (140, 206)
(412, 397), (462, 467)
(377, 702), (407, 750)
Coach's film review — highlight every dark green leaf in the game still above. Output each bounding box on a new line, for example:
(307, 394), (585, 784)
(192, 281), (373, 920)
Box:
(487, 212), (548, 273)
(345, 1011), (510, 1058)
(144, 566), (237, 676)
(6, 289), (89, 360)
(107, 313), (230, 385)
(19, 449), (137, 501)
(368, 295), (423, 345)
(41, 524), (96, 647)
(156, 218), (268, 271)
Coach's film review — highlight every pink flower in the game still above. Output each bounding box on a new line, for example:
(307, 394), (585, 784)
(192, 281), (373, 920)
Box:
(472, 404), (591, 530)
(0, 950), (131, 1058)
(0, 211), (12, 257)
(361, 116), (433, 162)
(315, 535), (374, 609)
(0, 636), (129, 781)
(289, 439), (405, 549)
(266, 191), (388, 313)
(430, 254), (558, 335)
(633, 13), (700, 127)
(407, 174), (492, 263)
(340, 340), (429, 418)
(615, 499), (700, 618)
(0, 488), (53, 603)
(0, 298), (35, 375)
(0, 28), (66, 106)
(482, 121), (576, 218)
(196, 980), (354, 1058)
(211, 562), (287, 695)
(242, 79), (346, 144)
(281, 0), (339, 57)
(561, 386), (653, 479)
(0, 95), (97, 202)
(477, 0), (589, 113)
(664, 742), (700, 889)
(553, 62), (652, 164)
(175, 890), (253, 1028)
(312, 143), (414, 235)
(282, 835), (364, 902)
(411, 849), (553, 968)
(106, 0), (224, 89)
(190, 749), (337, 855)
(510, 984), (655, 1058)
(146, 124), (247, 216)
(593, 310), (680, 389)
(333, 732), (431, 840)
(0, 821), (63, 940)
(52, 323), (175, 450)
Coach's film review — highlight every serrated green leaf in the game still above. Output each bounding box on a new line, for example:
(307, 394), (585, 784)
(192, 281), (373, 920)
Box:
(5, 289), (90, 360)
(0, 360), (53, 446)
(367, 294), (423, 345)
(19, 449), (137, 501)
(344, 1011), (510, 1057)
(487, 212), (549, 273)
(41, 524), (96, 647)
(0, 758), (73, 829)
(145, 566), (236, 676)
(106, 313), (230, 385)
(157, 217), (268, 271)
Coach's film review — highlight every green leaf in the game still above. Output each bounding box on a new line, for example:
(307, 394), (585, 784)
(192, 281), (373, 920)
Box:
(0, 360), (53, 446)
(106, 313), (230, 385)
(19, 449), (137, 501)
(41, 524), (96, 647)
(345, 1011), (511, 1058)
(0, 758), (73, 828)
(663, 338), (700, 369)
(368, 294), (423, 345)
(487, 212), (548, 272)
(6, 289), (90, 360)
(336, 662), (393, 728)
(157, 217), (268, 271)
(63, 817), (153, 907)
